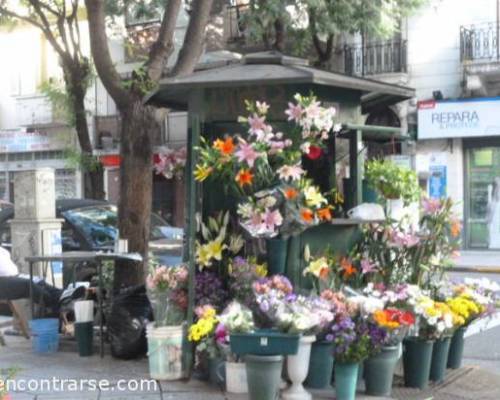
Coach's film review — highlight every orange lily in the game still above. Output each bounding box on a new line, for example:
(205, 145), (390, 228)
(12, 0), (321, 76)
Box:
(235, 169), (253, 187)
(213, 137), (235, 155)
(317, 207), (332, 221)
(284, 188), (298, 200)
(340, 257), (357, 278)
(451, 220), (461, 237)
(301, 208), (314, 223)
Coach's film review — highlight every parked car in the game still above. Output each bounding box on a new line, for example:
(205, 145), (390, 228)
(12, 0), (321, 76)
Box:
(0, 199), (183, 279)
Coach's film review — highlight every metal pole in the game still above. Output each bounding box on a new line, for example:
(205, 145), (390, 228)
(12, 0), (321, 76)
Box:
(497, 0), (499, 60)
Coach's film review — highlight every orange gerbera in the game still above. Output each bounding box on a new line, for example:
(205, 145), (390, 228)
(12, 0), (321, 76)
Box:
(301, 208), (314, 223)
(213, 137), (235, 155)
(284, 188), (298, 200)
(235, 169), (253, 187)
(317, 207), (332, 221)
(340, 257), (357, 278)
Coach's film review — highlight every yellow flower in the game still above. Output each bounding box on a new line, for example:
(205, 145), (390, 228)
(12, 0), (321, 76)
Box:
(196, 244), (212, 268)
(304, 186), (327, 208)
(303, 257), (330, 279)
(194, 164), (213, 182)
(255, 263), (268, 278)
(205, 238), (226, 262)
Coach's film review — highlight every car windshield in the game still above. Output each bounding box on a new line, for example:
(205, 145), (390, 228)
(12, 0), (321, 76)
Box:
(64, 205), (173, 248)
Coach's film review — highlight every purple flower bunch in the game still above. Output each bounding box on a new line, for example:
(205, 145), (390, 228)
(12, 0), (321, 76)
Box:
(326, 315), (371, 363)
(195, 270), (229, 311)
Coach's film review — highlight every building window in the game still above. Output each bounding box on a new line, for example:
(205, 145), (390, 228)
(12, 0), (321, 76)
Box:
(55, 169), (77, 199)
(0, 172), (7, 201)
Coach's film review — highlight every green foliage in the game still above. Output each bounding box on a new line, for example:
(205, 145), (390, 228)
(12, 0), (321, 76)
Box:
(64, 148), (102, 173)
(122, 65), (157, 96)
(0, 366), (20, 398)
(39, 79), (76, 127)
(243, 0), (427, 59)
(364, 159), (421, 205)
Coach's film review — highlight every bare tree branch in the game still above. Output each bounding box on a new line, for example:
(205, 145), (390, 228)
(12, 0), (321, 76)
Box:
(85, 0), (131, 109)
(170, 0), (214, 77)
(27, 0), (69, 59)
(145, 0), (182, 82)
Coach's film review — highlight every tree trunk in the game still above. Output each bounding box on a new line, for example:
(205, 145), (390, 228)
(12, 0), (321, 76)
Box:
(273, 18), (285, 52)
(113, 100), (158, 292)
(66, 66), (105, 199)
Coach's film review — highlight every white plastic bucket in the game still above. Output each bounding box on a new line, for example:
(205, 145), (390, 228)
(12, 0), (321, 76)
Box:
(146, 324), (184, 380)
(225, 361), (248, 394)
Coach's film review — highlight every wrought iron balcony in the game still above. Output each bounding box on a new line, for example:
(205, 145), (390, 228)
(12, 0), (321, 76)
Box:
(460, 22), (500, 62)
(343, 41), (407, 76)
(225, 3), (249, 43)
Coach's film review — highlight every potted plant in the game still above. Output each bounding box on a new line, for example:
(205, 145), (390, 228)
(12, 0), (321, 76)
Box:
(364, 159), (420, 219)
(145, 264), (189, 380)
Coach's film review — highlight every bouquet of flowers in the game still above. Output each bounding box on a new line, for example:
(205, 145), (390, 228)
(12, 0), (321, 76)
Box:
(414, 197), (462, 289)
(219, 301), (255, 334)
(326, 313), (372, 364)
(188, 305), (227, 358)
(195, 211), (244, 271)
(195, 94), (338, 239)
(146, 264), (189, 327)
(371, 308), (415, 345)
(411, 293), (455, 339)
(228, 256), (267, 307)
(356, 221), (421, 286)
(253, 276), (334, 335)
(194, 270), (229, 311)
(303, 246), (360, 291)
(154, 146), (187, 180)
(441, 278), (500, 327)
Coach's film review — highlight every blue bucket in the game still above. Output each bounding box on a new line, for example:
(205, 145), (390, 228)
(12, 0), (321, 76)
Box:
(30, 318), (59, 354)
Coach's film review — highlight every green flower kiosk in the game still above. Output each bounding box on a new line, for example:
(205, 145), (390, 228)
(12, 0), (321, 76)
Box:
(146, 51), (415, 381)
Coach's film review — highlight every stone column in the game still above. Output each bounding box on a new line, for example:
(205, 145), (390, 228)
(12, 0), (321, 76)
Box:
(10, 169), (63, 276)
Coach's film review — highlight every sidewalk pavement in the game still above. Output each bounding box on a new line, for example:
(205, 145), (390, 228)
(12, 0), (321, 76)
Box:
(455, 250), (500, 269)
(1, 327), (500, 400)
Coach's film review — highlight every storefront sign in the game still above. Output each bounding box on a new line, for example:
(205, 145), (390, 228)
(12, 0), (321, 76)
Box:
(0, 129), (63, 153)
(418, 97), (500, 139)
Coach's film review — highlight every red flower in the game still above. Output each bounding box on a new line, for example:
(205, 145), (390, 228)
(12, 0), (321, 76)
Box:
(399, 311), (416, 326)
(306, 145), (323, 160)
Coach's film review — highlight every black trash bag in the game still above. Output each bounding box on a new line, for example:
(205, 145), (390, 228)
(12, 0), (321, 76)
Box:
(108, 285), (153, 360)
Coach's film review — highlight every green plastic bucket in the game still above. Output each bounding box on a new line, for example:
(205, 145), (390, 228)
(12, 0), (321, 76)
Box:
(403, 337), (434, 389)
(245, 354), (283, 400)
(266, 237), (288, 275)
(334, 362), (359, 400)
(448, 327), (466, 369)
(147, 324), (183, 380)
(305, 341), (334, 389)
(364, 345), (399, 396)
(75, 322), (94, 357)
(430, 336), (451, 382)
